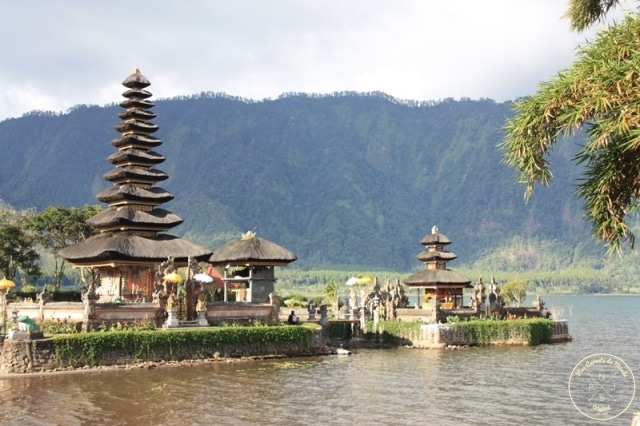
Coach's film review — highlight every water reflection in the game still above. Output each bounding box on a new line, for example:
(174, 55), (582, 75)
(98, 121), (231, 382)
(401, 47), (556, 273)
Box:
(0, 296), (638, 425)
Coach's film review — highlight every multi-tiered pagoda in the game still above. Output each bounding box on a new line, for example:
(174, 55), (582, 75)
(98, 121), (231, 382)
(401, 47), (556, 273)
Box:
(59, 69), (212, 303)
(403, 226), (471, 312)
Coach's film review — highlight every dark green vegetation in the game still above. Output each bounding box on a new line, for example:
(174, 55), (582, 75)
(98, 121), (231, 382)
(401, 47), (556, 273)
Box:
(328, 318), (555, 346)
(43, 319), (553, 370)
(366, 318), (554, 346)
(450, 319), (555, 346)
(50, 325), (316, 368)
(1, 93), (638, 289)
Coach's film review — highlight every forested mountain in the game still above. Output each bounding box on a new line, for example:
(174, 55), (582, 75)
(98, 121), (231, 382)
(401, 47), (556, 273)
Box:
(0, 92), (604, 271)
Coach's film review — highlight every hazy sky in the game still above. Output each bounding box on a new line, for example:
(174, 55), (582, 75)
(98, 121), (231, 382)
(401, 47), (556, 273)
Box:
(0, 0), (625, 121)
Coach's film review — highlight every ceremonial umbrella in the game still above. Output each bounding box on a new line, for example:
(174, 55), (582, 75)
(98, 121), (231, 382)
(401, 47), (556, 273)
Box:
(164, 272), (183, 284)
(358, 276), (372, 285)
(347, 276), (372, 286)
(193, 273), (214, 283)
(0, 277), (15, 291)
(346, 277), (360, 286)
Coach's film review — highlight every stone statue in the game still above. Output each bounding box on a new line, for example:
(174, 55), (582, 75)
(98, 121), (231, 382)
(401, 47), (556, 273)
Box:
(37, 287), (51, 305)
(533, 295), (545, 311)
(196, 296), (206, 312)
(488, 277), (503, 312)
(397, 285), (409, 308)
(18, 315), (39, 332)
(349, 288), (357, 310)
(166, 294), (177, 311)
(269, 292), (279, 306)
(474, 278), (486, 313)
(155, 256), (175, 296)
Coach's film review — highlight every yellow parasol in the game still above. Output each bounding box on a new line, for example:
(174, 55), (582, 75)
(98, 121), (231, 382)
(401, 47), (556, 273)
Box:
(0, 277), (15, 291)
(163, 272), (183, 284)
(357, 275), (372, 285)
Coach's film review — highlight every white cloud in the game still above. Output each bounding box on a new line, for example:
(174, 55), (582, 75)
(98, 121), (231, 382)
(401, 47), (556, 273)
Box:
(0, 0), (626, 120)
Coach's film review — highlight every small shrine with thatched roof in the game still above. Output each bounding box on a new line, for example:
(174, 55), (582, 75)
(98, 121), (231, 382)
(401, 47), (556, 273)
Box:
(58, 69), (212, 307)
(403, 226), (471, 319)
(208, 231), (297, 303)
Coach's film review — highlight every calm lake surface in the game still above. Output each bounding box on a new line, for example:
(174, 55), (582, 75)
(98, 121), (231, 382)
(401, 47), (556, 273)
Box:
(0, 295), (638, 426)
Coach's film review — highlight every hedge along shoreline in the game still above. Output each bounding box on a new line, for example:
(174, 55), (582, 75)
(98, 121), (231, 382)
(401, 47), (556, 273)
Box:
(451, 318), (556, 345)
(1, 319), (562, 374)
(49, 324), (324, 370)
(361, 319), (557, 347)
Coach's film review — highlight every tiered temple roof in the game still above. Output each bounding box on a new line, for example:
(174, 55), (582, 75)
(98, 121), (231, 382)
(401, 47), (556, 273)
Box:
(403, 226), (471, 288)
(59, 70), (212, 267)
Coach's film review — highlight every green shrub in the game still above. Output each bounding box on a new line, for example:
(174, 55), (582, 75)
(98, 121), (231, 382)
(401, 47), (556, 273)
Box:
(359, 318), (555, 346)
(282, 294), (309, 308)
(363, 320), (422, 344)
(51, 325), (316, 368)
(453, 319), (554, 345)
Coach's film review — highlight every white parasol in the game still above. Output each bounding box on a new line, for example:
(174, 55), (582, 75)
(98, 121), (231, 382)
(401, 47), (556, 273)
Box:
(193, 273), (214, 283)
(346, 276), (360, 286)
(346, 276), (372, 286)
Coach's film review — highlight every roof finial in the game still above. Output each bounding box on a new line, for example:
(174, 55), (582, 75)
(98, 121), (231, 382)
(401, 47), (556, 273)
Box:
(134, 68), (141, 74)
(241, 230), (256, 240)
(431, 225), (438, 234)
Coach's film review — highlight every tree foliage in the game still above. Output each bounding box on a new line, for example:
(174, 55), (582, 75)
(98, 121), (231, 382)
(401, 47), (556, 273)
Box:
(501, 279), (528, 307)
(0, 206), (40, 285)
(564, 0), (623, 31)
(324, 279), (340, 308)
(27, 205), (101, 291)
(501, 3), (640, 255)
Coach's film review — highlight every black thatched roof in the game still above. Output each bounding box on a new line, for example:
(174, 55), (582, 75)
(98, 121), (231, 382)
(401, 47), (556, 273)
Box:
(59, 233), (212, 265)
(106, 149), (164, 165)
(416, 251), (457, 262)
(102, 167), (168, 183)
(96, 185), (174, 204)
(111, 133), (162, 149)
(87, 206), (183, 229)
(117, 107), (155, 121)
(123, 69), (151, 88)
(114, 120), (158, 134)
(403, 269), (471, 288)
(209, 233), (297, 266)
(420, 229), (451, 246)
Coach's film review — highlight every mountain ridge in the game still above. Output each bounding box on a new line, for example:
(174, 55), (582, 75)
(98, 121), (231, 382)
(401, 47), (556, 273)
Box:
(0, 92), (600, 271)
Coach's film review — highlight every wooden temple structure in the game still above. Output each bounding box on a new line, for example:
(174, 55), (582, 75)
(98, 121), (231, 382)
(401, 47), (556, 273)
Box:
(58, 69), (212, 307)
(403, 226), (471, 317)
(208, 231), (297, 304)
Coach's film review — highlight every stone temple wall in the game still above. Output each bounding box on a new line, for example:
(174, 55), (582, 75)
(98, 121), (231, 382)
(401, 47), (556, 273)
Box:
(0, 327), (328, 374)
(409, 319), (571, 349)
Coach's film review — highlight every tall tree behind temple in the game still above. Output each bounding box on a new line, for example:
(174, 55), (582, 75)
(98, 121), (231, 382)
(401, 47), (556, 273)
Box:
(0, 207), (40, 286)
(27, 205), (102, 291)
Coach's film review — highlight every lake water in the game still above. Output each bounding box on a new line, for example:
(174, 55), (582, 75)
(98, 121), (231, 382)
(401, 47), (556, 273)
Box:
(0, 295), (638, 425)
